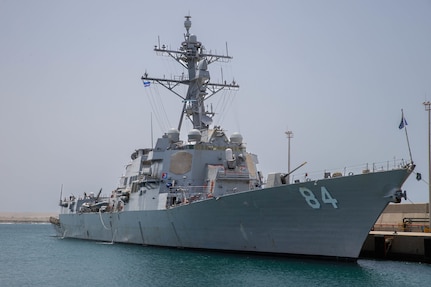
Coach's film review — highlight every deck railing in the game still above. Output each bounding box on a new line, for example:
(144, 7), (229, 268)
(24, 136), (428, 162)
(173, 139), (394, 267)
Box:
(289, 159), (410, 184)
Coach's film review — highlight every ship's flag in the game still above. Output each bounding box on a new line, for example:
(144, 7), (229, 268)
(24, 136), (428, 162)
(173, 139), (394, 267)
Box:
(399, 112), (408, 129)
(143, 81), (151, 87)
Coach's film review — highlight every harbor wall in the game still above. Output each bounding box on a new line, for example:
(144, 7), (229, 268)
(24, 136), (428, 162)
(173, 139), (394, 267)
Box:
(0, 212), (56, 223)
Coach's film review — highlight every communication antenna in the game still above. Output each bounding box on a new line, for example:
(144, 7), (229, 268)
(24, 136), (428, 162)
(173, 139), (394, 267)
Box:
(59, 184), (63, 205)
(151, 112), (154, 149)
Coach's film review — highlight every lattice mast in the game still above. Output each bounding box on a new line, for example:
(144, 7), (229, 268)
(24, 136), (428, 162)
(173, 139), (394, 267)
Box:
(141, 16), (239, 133)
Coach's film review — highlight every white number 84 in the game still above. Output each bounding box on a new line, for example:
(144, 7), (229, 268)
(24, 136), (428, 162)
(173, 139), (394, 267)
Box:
(299, 186), (338, 209)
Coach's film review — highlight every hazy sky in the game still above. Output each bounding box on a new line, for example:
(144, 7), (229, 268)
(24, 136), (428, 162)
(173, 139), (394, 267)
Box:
(1, 0), (430, 212)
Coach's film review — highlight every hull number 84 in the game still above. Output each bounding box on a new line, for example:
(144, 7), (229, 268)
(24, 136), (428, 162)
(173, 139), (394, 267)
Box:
(299, 187), (338, 209)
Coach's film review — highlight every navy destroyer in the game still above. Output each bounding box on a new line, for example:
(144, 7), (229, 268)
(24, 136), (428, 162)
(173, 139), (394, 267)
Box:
(51, 16), (415, 260)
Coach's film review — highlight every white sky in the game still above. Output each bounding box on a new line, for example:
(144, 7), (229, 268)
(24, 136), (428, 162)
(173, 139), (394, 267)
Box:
(1, 0), (430, 212)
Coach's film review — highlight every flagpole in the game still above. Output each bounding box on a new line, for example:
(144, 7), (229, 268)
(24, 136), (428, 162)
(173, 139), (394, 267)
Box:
(401, 109), (413, 164)
(423, 102), (431, 230)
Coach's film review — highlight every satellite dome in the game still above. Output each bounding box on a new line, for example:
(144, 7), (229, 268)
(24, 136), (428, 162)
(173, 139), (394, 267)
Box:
(189, 34), (197, 43)
(167, 128), (180, 142)
(230, 132), (243, 144)
(188, 129), (201, 142)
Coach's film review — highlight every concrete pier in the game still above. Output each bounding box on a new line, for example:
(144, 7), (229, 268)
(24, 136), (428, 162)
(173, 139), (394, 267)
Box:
(360, 231), (431, 263)
(360, 203), (431, 263)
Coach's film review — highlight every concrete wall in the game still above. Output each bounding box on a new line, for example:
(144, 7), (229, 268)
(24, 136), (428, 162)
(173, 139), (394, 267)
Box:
(374, 203), (429, 232)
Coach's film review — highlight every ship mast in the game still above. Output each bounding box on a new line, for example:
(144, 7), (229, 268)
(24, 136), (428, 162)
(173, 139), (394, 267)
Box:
(141, 16), (239, 134)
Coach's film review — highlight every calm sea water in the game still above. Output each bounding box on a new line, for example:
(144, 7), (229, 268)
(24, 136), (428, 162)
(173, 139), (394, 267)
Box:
(1, 224), (430, 287)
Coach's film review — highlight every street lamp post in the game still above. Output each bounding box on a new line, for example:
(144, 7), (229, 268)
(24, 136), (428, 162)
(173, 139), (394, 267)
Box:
(285, 130), (293, 184)
(423, 101), (431, 229)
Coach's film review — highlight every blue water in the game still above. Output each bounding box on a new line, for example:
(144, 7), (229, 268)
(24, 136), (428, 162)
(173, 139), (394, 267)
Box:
(1, 224), (430, 287)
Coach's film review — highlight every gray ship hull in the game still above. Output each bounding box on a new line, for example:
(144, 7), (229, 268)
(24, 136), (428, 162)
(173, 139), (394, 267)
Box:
(53, 16), (414, 261)
(56, 168), (409, 260)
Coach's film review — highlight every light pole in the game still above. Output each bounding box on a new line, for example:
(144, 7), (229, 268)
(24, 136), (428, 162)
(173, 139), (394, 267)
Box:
(423, 101), (431, 230)
(285, 130), (293, 184)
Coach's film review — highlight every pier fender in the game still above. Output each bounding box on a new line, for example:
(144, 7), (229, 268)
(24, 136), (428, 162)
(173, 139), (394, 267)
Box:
(374, 235), (393, 258)
(424, 238), (431, 261)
